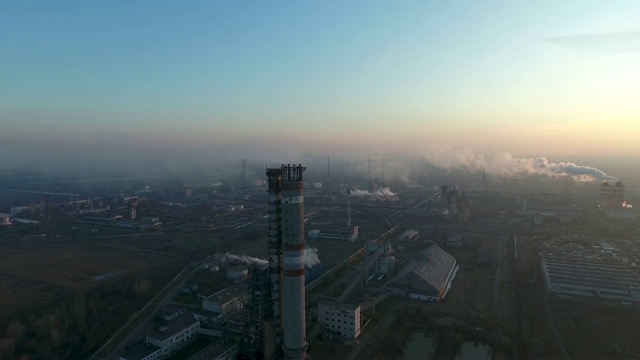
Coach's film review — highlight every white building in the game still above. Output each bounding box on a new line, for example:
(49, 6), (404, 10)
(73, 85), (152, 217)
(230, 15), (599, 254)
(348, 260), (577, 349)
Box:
(366, 242), (395, 274)
(388, 245), (457, 302)
(0, 213), (11, 227)
(146, 316), (200, 358)
(317, 302), (362, 339)
(201, 286), (248, 315)
(398, 230), (419, 241)
(541, 255), (640, 302)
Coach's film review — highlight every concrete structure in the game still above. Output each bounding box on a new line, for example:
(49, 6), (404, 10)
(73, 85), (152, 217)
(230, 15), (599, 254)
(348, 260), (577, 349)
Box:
(317, 302), (362, 339)
(120, 343), (162, 360)
(446, 234), (462, 248)
(226, 264), (249, 280)
(202, 286), (248, 315)
(440, 184), (457, 214)
(0, 213), (11, 227)
(128, 198), (137, 220)
(186, 338), (239, 360)
(601, 181), (626, 209)
(158, 305), (186, 322)
(388, 245), (457, 302)
(180, 281), (199, 294)
(366, 242), (395, 274)
(242, 159), (249, 187)
(145, 316), (200, 359)
(306, 226), (358, 242)
(398, 230), (419, 241)
(266, 167), (284, 340)
(541, 255), (640, 302)
(279, 164), (307, 360)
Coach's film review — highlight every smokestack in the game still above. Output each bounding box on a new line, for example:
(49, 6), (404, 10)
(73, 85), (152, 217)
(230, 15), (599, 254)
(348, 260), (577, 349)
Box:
(280, 164), (307, 360)
(483, 155), (486, 190)
(266, 167), (283, 335)
(347, 190), (352, 227)
(241, 159), (249, 187)
(128, 199), (137, 220)
(327, 157), (330, 180)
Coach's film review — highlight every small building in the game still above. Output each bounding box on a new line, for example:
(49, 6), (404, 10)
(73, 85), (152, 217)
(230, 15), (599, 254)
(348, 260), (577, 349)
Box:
(399, 230), (419, 241)
(185, 338), (239, 360)
(366, 242), (395, 274)
(445, 234), (462, 248)
(146, 316), (200, 358)
(158, 305), (186, 322)
(0, 214), (11, 227)
(202, 286), (248, 315)
(317, 302), (362, 339)
(119, 343), (162, 360)
(181, 281), (199, 294)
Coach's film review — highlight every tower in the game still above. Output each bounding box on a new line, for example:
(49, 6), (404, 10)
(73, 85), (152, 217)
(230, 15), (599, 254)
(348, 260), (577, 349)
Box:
(280, 164), (307, 360)
(266, 168), (283, 339)
(266, 164), (307, 360)
(128, 198), (137, 220)
(242, 159), (249, 187)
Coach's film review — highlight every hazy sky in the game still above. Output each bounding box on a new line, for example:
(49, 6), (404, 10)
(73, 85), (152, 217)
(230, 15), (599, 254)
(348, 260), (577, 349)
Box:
(1, 1), (639, 171)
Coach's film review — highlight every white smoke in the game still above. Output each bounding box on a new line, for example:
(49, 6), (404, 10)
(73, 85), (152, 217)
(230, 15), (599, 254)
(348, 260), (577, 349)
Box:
(622, 201), (633, 209)
(215, 252), (268, 267)
(426, 151), (616, 182)
(350, 187), (398, 198)
(305, 247), (321, 268)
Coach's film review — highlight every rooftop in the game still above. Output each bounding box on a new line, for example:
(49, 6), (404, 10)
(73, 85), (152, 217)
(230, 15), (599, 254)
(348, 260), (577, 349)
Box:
(148, 314), (199, 343)
(120, 343), (161, 360)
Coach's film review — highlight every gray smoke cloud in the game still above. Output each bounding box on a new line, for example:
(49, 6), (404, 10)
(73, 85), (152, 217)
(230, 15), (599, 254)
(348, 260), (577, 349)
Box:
(426, 151), (617, 182)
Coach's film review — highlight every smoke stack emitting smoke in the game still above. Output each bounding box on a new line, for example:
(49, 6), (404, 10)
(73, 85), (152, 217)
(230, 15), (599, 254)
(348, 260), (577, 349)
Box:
(426, 151), (617, 182)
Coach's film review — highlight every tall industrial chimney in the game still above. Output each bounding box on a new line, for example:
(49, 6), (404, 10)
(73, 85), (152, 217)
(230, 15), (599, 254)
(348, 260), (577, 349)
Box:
(347, 190), (352, 227)
(241, 159), (249, 187)
(280, 164), (307, 360)
(266, 168), (283, 339)
(128, 199), (137, 220)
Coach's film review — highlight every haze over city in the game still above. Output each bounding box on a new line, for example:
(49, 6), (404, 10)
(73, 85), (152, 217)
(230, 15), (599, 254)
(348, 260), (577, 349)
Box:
(2, 1), (640, 179)
(4, 2), (640, 360)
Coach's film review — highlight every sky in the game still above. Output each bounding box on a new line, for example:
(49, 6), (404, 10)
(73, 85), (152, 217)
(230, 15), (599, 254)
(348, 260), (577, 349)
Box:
(1, 1), (639, 174)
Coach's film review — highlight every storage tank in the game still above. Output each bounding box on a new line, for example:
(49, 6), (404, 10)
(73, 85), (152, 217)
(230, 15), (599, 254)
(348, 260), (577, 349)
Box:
(226, 264), (248, 280)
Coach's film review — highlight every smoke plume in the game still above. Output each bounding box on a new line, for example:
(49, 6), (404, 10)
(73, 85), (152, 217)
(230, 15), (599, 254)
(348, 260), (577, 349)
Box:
(426, 151), (617, 182)
(304, 247), (321, 268)
(350, 187), (398, 198)
(215, 252), (268, 267)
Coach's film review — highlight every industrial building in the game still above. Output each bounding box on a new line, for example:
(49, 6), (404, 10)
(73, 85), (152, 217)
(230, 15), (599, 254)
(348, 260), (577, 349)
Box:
(120, 315), (200, 360)
(388, 245), (457, 302)
(0, 213), (11, 227)
(366, 242), (395, 274)
(541, 255), (640, 303)
(307, 226), (359, 242)
(398, 229), (419, 241)
(600, 181), (626, 209)
(317, 301), (363, 339)
(201, 286), (248, 315)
